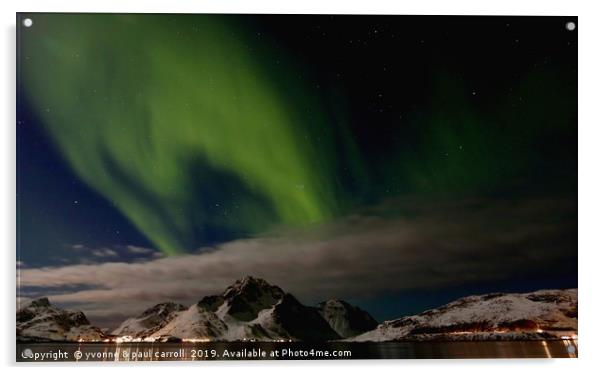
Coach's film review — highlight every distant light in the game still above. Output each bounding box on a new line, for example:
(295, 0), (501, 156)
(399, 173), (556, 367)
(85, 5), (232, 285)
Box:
(566, 22), (576, 31)
(23, 18), (33, 28)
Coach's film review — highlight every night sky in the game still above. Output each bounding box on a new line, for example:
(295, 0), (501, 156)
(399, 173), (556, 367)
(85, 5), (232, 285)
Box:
(17, 14), (577, 324)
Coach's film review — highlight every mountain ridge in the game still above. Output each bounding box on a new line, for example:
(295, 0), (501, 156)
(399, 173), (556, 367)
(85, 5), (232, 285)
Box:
(350, 288), (577, 342)
(17, 277), (577, 343)
(17, 297), (107, 342)
(124, 276), (343, 342)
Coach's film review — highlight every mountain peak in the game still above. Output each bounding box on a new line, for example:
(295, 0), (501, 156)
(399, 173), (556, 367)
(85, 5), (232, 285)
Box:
(28, 297), (51, 308)
(222, 276), (285, 321)
(224, 276), (280, 294)
(139, 302), (186, 318)
(113, 302), (186, 337)
(142, 276), (340, 341)
(316, 299), (378, 338)
(17, 297), (105, 342)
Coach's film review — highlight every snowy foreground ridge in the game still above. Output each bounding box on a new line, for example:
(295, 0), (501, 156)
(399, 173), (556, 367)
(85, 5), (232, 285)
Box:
(351, 288), (577, 342)
(16, 297), (106, 342)
(17, 277), (577, 342)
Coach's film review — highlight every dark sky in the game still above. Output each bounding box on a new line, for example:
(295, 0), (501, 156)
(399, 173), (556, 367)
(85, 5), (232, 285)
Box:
(17, 14), (577, 322)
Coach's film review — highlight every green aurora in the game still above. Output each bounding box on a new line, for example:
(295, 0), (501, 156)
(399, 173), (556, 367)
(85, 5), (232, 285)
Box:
(19, 14), (576, 256)
(20, 14), (349, 255)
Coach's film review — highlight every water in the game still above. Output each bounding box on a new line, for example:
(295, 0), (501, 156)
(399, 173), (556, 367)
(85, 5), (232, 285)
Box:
(16, 340), (578, 362)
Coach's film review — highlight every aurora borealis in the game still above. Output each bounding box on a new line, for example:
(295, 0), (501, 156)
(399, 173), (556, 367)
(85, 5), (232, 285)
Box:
(19, 14), (350, 254)
(18, 14), (577, 322)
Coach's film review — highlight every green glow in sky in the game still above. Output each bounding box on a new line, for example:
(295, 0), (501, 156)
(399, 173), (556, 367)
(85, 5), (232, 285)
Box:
(21, 14), (575, 257)
(21, 14), (341, 254)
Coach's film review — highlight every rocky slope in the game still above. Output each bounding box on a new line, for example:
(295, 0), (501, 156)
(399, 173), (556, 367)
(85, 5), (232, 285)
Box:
(17, 298), (106, 342)
(113, 302), (187, 337)
(316, 299), (378, 338)
(113, 276), (349, 342)
(351, 289), (577, 342)
(18, 281), (577, 343)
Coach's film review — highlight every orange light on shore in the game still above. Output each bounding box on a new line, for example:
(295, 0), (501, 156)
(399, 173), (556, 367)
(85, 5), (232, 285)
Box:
(182, 338), (211, 343)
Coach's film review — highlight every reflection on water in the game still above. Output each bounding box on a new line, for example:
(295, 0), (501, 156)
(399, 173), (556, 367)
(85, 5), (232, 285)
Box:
(17, 340), (578, 362)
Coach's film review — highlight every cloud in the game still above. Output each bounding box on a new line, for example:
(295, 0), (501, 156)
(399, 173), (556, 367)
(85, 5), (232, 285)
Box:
(17, 195), (576, 326)
(126, 245), (156, 255)
(36, 244), (166, 266)
(91, 248), (119, 258)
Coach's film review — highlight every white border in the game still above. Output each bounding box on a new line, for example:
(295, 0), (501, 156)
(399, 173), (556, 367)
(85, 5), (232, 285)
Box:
(2, 1), (601, 374)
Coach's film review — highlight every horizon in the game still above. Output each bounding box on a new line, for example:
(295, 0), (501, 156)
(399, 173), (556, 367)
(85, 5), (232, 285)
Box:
(19, 276), (578, 330)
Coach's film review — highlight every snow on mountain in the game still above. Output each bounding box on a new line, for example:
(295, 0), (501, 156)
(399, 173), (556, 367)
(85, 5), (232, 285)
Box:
(157, 276), (340, 341)
(17, 297), (106, 342)
(22, 280), (577, 343)
(316, 299), (378, 338)
(150, 303), (229, 340)
(115, 276), (341, 342)
(221, 276), (285, 321)
(263, 293), (341, 341)
(112, 302), (186, 337)
(351, 289), (577, 342)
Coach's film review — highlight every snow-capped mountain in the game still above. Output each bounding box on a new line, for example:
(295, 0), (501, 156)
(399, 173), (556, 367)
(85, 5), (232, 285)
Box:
(19, 281), (578, 343)
(17, 297), (106, 342)
(114, 276), (341, 342)
(351, 289), (577, 342)
(113, 302), (186, 337)
(316, 299), (378, 338)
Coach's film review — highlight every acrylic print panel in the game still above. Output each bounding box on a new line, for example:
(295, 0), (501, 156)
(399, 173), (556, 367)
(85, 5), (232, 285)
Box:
(16, 13), (577, 361)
